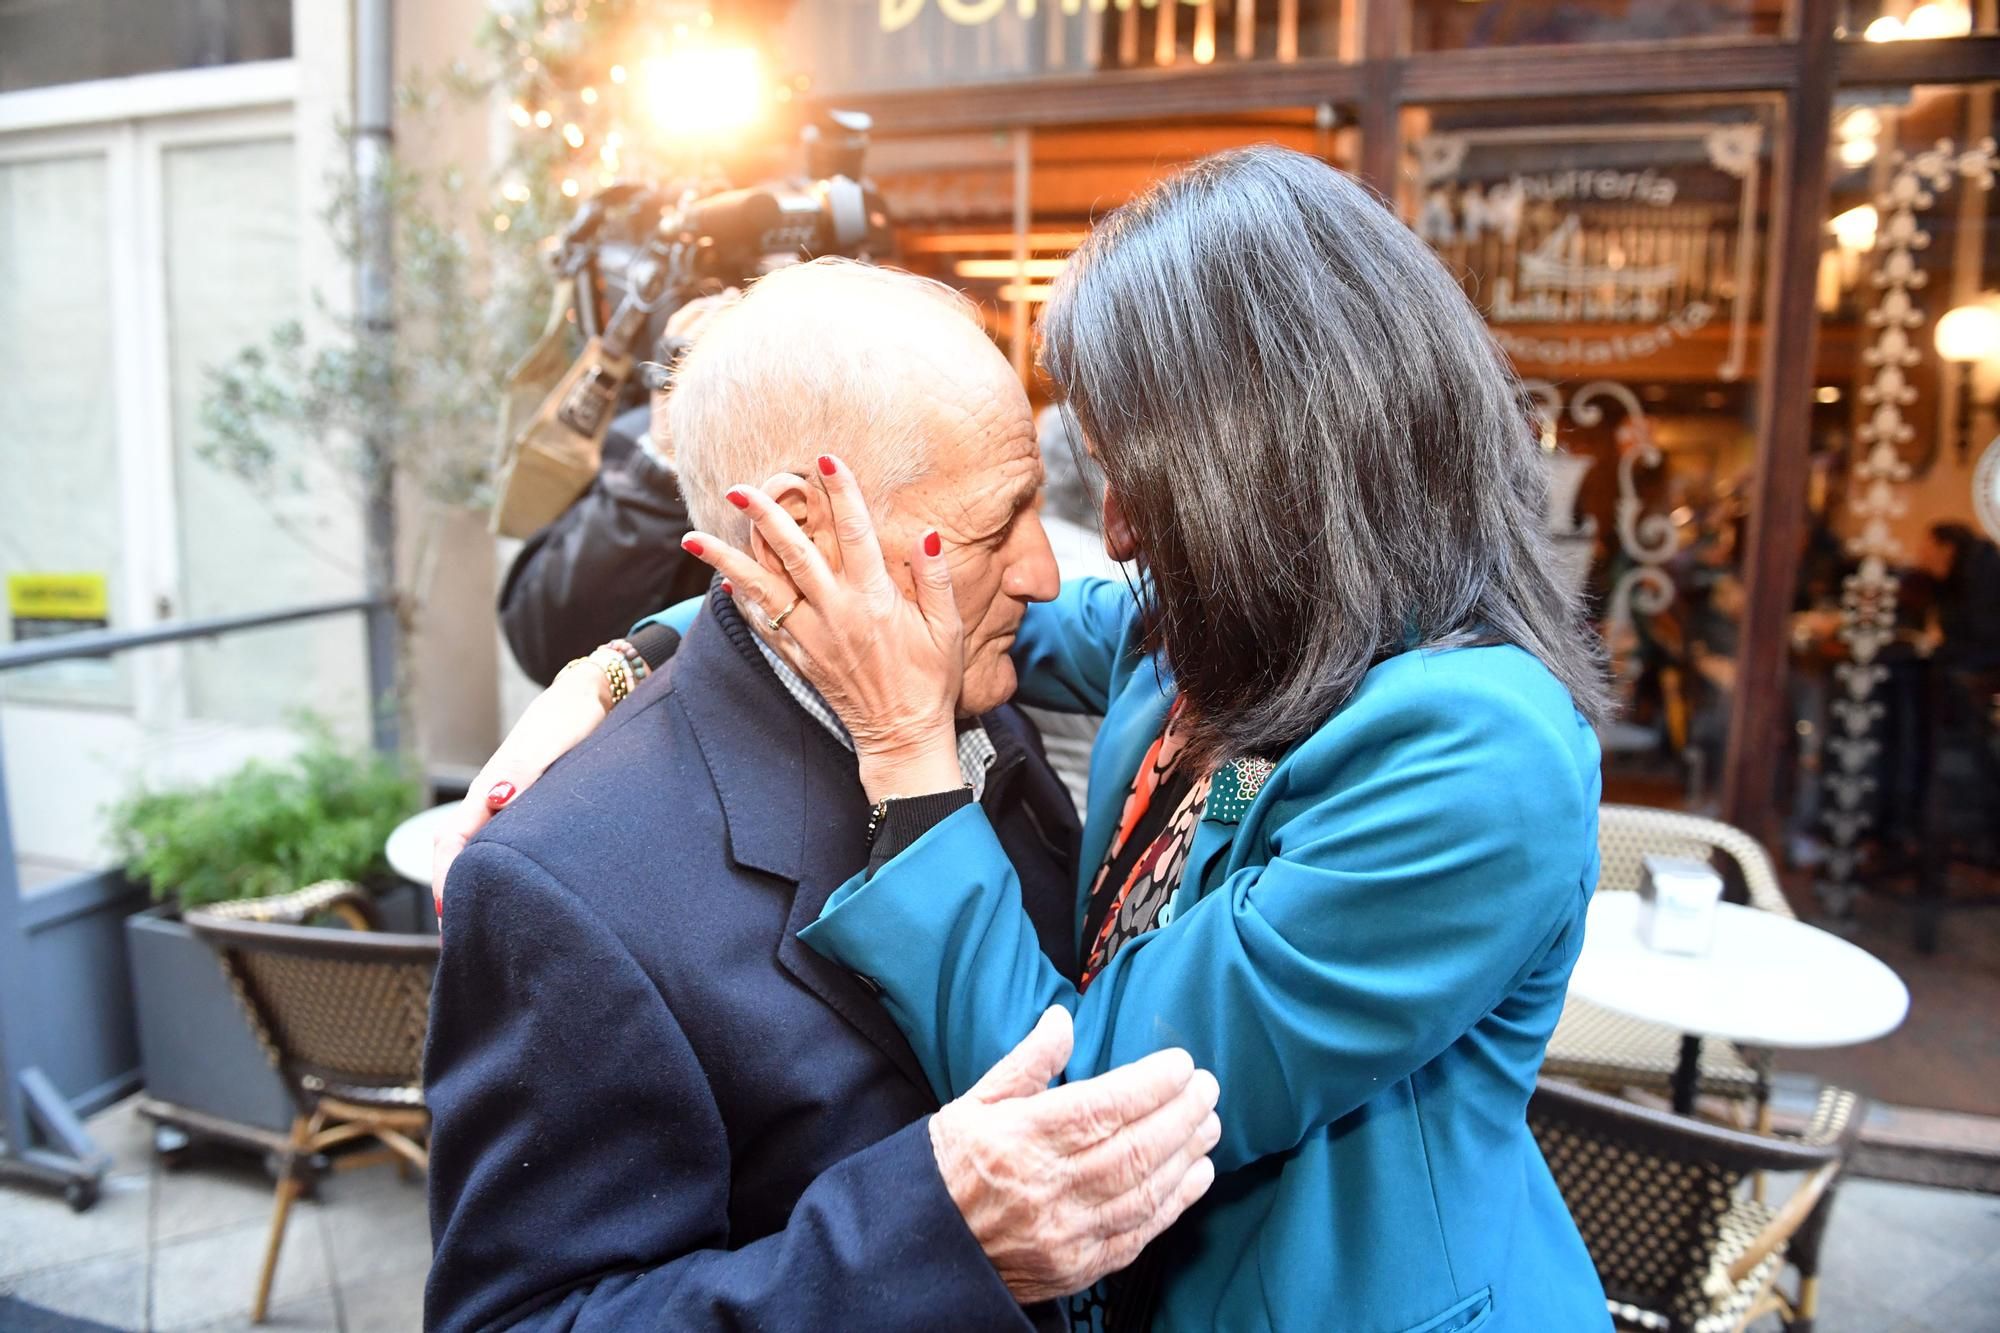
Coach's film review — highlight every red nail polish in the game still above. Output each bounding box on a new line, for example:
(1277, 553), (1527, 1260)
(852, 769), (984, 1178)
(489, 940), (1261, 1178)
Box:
(720, 579), (734, 595)
(485, 781), (517, 811)
(726, 488), (750, 510)
(817, 455), (837, 476)
(923, 530), (942, 558)
(682, 536), (704, 556)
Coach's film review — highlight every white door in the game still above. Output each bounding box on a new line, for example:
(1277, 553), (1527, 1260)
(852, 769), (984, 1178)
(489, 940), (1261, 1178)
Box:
(0, 70), (367, 886)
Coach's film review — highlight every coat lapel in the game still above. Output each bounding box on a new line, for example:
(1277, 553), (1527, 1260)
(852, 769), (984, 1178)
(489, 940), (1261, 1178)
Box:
(674, 595), (935, 1098)
(1175, 756), (1280, 913)
(775, 872), (936, 1098)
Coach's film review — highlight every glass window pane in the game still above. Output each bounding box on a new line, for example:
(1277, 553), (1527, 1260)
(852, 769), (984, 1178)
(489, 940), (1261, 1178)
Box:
(161, 136), (368, 730)
(1402, 98), (1779, 810)
(872, 129), (1027, 367)
(785, 0), (1349, 95)
(0, 151), (127, 708)
(1789, 81), (1999, 924)
(1409, 0), (1784, 51)
(1777, 84), (2000, 1121)
(0, 0), (291, 94)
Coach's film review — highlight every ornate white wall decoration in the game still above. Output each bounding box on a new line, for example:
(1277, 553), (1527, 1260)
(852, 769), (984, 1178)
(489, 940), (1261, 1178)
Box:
(1524, 379), (1679, 699)
(1702, 125), (1764, 382)
(1820, 135), (1997, 918)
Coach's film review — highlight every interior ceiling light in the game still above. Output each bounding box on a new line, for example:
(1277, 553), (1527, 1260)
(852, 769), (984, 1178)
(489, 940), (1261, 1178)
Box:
(1830, 203), (1879, 253)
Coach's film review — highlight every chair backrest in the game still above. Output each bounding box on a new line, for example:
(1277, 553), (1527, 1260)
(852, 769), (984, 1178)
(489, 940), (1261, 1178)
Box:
(1596, 804), (1794, 917)
(186, 914), (439, 1109)
(1529, 1078), (1834, 1326)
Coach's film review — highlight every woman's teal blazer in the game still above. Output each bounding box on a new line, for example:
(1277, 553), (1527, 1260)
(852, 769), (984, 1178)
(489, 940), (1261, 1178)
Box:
(798, 579), (1613, 1333)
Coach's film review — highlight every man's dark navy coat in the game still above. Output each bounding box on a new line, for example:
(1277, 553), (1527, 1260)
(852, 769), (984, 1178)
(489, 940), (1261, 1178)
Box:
(424, 591), (1082, 1330)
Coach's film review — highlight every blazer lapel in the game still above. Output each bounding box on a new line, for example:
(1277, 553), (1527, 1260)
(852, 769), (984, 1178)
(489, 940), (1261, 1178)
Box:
(675, 595), (936, 1098)
(777, 870), (936, 1099)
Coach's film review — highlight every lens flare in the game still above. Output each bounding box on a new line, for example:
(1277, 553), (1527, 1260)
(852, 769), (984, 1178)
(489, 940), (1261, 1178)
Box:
(640, 46), (764, 139)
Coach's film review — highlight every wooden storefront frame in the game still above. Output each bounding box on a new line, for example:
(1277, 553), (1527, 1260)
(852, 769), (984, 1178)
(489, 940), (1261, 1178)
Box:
(809, 16), (2000, 843)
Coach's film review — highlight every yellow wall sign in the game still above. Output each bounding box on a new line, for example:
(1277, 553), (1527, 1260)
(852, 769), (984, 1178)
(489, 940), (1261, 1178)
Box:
(7, 572), (110, 641)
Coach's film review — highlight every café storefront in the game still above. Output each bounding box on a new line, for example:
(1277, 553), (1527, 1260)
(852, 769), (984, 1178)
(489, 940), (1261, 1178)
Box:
(780, 1), (2000, 1118)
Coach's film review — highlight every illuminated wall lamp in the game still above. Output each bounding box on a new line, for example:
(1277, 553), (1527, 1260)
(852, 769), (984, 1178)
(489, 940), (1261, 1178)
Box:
(1907, 2), (1975, 37)
(1865, 2), (1975, 40)
(1819, 204), (1878, 309)
(954, 258), (1069, 280)
(1935, 299), (2000, 465)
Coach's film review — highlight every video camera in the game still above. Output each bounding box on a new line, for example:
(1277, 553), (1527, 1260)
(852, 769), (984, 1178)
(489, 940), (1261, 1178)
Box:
(491, 109), (893, 538)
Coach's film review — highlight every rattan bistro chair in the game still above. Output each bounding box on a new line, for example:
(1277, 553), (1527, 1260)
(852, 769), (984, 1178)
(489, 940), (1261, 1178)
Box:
(187, 898), (439, 1324)
(1545, 805), (1796, 1124)
(1532, 1078), (1864, 1333)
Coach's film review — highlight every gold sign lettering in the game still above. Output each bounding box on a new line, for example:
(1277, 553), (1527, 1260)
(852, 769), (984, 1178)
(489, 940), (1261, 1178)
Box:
(881, 0), (926, 33)
(938, 0), (1007, 21)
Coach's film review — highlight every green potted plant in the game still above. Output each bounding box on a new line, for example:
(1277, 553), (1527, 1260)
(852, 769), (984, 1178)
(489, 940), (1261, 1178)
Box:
(115, 727), (423, 1156)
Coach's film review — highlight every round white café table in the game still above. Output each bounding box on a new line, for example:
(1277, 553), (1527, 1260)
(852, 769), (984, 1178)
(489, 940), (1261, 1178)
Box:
(1567, 894), (1910, 1114)
(384, 801), (461, 888)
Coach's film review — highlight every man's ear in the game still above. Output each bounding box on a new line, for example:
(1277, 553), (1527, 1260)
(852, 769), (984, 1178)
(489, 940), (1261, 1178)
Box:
(748, 471), (841, 579)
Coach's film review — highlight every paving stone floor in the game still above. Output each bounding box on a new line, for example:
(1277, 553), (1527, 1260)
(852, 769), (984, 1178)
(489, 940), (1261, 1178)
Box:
(0, 1099), (424, 1331)
(2, 1097), (1996, 1330)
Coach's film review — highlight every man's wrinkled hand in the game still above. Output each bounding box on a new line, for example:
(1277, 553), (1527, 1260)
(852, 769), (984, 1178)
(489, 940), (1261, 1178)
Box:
(929, 1006), (1221, 1305)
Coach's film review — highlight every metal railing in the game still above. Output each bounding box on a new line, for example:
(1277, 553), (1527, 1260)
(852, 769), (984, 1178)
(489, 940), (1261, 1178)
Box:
(0, 596), (392, 1209)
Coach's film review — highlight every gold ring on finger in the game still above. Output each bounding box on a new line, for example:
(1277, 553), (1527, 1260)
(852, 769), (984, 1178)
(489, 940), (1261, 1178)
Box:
(766, 598), (802, 633)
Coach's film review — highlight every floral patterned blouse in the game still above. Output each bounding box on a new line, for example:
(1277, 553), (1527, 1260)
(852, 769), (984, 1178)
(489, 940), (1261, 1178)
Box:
(1080, 698), (1213, 989)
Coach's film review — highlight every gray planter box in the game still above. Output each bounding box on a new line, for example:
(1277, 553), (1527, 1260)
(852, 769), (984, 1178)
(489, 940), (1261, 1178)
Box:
(124, 882), (432, 1153)
(126, 904), (296, 1141)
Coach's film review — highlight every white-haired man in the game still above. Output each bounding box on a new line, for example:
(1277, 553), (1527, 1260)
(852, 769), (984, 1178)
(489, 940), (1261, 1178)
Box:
(425, 260), (1219, 1331)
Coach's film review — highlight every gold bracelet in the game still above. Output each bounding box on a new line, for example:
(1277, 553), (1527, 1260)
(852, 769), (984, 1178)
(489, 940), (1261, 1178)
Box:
(588, 646), (634, 706)
(567, 650), (630, 708)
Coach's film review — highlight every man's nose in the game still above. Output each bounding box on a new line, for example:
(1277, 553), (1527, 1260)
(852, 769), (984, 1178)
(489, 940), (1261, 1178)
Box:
(1003, 511), (1062, 604)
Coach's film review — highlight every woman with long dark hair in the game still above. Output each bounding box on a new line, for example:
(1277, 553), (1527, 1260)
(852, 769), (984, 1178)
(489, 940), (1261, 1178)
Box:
(447, 147), (1613, 1331)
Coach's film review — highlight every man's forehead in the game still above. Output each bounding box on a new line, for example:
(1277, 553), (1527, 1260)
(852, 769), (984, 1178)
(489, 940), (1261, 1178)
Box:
(962, 449), (1043, 520)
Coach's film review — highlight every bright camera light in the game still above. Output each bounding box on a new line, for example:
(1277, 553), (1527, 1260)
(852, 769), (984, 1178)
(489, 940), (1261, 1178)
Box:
(641, 47), (764, 139)
(1838, 136), (1878, 169)
(1863, 15), (1903, 40)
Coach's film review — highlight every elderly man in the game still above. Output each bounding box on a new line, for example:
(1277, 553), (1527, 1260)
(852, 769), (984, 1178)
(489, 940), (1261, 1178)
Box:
(424, 260), (1219, 1331)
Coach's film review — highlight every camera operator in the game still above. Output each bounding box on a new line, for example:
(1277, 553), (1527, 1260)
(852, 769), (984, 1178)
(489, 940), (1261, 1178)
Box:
(497, 292), (737, 686)
(493, 111), (887, 685)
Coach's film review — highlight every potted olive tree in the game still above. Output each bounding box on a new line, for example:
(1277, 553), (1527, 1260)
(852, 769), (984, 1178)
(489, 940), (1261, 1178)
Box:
(113, 727), (423, 1157)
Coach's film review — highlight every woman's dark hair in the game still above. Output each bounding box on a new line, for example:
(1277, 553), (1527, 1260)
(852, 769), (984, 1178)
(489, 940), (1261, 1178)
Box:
(1040, 145), (1611, 763)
